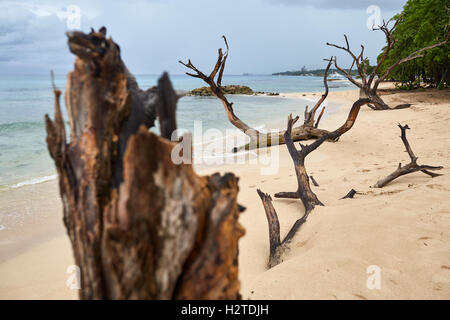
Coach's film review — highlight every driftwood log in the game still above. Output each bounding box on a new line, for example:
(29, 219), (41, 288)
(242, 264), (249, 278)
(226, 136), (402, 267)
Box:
(45, 27), (245, 299)
(258, 97), (370, 268)
(341, 189), (357, 199)
(373, 124), (443, 188)
(180, 37), (334, 152)
(327, 17), (449, 110)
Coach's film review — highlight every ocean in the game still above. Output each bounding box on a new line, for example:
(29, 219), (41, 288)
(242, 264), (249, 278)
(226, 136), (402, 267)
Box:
(0, 74), (353, 189)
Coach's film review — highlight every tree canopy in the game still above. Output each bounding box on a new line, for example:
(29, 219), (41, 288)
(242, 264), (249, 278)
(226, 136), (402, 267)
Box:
(378, 0), (449, 88)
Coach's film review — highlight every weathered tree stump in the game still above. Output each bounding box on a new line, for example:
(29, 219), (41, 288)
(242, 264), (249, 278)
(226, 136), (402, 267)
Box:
(45, 27), (245, 300)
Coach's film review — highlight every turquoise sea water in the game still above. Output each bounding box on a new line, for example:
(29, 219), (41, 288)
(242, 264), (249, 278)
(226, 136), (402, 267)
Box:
(0, 74), (353, 188)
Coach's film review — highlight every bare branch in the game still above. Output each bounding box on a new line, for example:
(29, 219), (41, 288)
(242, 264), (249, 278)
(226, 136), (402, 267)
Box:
(304, 58), (332, 125)
(374, 35), (449, 89)
(256, 190), (281, 268)
(179, 37), (260, 138)
(309, 175), (319, 187)
(373, 125), (443, 187)
(332, 56), (363, 88)
(327, 35), (366, 84)
(314, 107), (325, 128)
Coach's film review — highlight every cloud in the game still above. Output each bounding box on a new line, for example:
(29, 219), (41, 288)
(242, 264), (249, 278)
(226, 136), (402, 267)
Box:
(266, 0), (405, 11)
(0, 0), (406, 75)
(0, 1), (98, 73)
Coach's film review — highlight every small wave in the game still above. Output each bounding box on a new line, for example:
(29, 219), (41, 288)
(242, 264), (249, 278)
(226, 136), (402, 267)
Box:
(0, 121), (45, 132)
(2, 87), (44, 93)
(10, 174), (57, 189)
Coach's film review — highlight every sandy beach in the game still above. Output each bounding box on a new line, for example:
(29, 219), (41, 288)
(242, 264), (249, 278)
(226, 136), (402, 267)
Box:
(1, 85), (449, 300)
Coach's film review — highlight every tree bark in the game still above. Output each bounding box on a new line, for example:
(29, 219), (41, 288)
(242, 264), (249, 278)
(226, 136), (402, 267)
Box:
(45, 27), (245, 300)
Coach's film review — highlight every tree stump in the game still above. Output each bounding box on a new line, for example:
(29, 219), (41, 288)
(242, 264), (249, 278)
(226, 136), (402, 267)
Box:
(45, 27), (245, 300)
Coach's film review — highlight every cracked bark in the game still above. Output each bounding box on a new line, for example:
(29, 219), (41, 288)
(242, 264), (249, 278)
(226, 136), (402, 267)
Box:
(45, 27), (245, 300)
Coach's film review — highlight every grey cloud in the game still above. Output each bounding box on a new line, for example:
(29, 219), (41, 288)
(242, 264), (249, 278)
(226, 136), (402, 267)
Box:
(0, 0), (407, 75)
(266, 0), (405, 11)
(0, 3), (80, 73)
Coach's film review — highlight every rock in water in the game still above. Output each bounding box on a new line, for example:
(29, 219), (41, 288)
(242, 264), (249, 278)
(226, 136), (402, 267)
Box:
(188, 85), (253, 96)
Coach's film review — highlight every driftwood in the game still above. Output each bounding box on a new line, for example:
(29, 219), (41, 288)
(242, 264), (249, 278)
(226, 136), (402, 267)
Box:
(327, 17), (449, 110)
(258, 97), (370, 268)
(341, 189), (357, 199)
(373, 124), (443, 188)
(45, 27), (244, 300)
(309, 175), (320, 187)
(179, 38), (334, 152)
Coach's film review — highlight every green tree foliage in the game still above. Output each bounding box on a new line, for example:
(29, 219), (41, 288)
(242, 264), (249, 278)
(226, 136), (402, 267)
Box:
(378, 0), (449, 89)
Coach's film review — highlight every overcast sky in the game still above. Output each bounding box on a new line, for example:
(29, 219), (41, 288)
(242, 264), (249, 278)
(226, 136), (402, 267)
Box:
(0, 0), (406, 75)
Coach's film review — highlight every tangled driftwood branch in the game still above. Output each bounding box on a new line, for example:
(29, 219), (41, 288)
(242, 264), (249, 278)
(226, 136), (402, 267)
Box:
(258, 97), (370, 268)
(180, 37), (334, 152)
(373, 124), (443, 188)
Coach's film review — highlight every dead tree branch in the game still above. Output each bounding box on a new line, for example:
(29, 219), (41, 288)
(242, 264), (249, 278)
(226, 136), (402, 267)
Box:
(373, 124), (443, 188)
(258, 97), (370, 268)
(180, 38), (333, 152)
(309, 175), (319, 187)
(327, 15), (449, 110)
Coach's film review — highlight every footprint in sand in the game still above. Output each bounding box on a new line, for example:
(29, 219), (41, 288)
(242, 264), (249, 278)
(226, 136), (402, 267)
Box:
(389, 279), (398, 285)
(426, 184), (448, 192)
(353, 294), (368, 300)
(432, 269), (450, 290)
(417, 237), (442, 248)
(433, 283), (443, 291)
(369, 189), (403, 196)
(249, 185), (256, 188)
(296, 240), (308, 248)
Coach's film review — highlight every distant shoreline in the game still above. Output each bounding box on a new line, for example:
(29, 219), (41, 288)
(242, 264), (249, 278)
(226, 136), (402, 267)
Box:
(272, 68), (358, 77)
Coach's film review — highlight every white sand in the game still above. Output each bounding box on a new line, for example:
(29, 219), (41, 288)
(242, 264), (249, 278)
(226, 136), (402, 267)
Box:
(1, 86), (449, 299)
